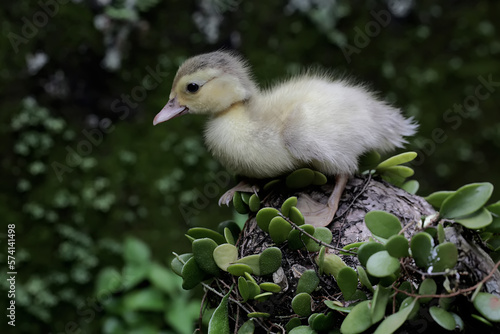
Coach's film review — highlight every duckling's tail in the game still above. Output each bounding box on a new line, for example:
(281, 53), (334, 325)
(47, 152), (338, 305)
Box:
(374, 103), (419, 153)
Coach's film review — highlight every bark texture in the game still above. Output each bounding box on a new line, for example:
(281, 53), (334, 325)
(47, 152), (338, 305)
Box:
(217, 174), (500, 332)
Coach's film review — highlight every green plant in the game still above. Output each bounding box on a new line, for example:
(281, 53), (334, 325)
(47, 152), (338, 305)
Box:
(170, 152), (500, 333)
(96, 237), (200, 334)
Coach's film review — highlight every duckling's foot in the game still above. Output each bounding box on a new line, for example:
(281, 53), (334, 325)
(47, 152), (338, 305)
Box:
(296, 174), (349, 227)
(218, 181), (259, 206)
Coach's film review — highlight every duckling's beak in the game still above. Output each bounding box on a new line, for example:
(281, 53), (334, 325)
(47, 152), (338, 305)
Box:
(153, 97), (189, 125)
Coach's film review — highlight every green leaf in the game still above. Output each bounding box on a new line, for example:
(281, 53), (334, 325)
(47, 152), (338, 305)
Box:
(122, 263), (149, 290)
(297, 270), (320, 294)
(341, 242), (364, 255)
(281, 196), (298, 216)
(247, 312), (270, 318)
(289, 326), (317, 334)
(357, 266), (374, 292)
(386, 235), (409, 258)
(187, 227), (226, 245)
(315, 252), (346, 278)
(400, 297), (420, 320)
(358, 150), (381, 172)
(289, 206), (305, 226)
(95, 267), (122, 295)
(256, 208), (280, 233)
(487, 236), (500, 251)
(455, 207), (493, 229)
(373, 299), (417, 334)
(247, 281), (261, 299)
(227, 263), (253, 276)
(381, 172), (406, 187)
(379, 165), (414, 178)
(429, 306), (456, 330)
(238, 276), (250, 302)
(123, 287), (164, 311)
(245, 271), (256, 283)
(254, 292), (273, 301)
(486, 201), (500, 233)
(437, 224), (445, 244)
(418, 278), (437, 303)
(285, 318), (302, 332)
(259, 247), (282, 275)
(237, 319), (255, 334)
(249, 194), (260, 212)
(451, 313), (464, 331)
(124, 237), (151, 264)
(378, 274), (398, 287)
(286, 168), (315, 189)
(312, 171), (328, 185)
(263, 179), (280, 191)
(259, 282), (281, 293)
(310, 312), (334, 331)
(193, 238), (220, 276)
(410, 232), (434, 268)
(473, 292), (500, 322)
(236, 255), (261, 276)
(217, 220), (241, 241)
(324, 300), (355, 313)
(317, 246), (326, 275)
(371, 286), (390, 323)
(149, 262), (179, 295)
(376, 151), (417, 169)
(171, 253), (193, 276)
(233, 191), (249, 214)
(208, 288), (231, 334)
(340, 300), (373, 334)
(181, 257), (205, 290)
(224, 227), (235, 245)
(471, 314), (493, 326)
(430, 242), (457, 272)
(395, 281), (412, 304)
(213, 244), (238, 271)
(424, 191), (455, 209)
(306, 227), (333, 252)
(241, 192), (251, 205)
(269, 216), (293, 244)
(365, 211), (402, 239)
(288, 224), (315, 250)
(366, 251), (400, 277)
(440, 182), (494, 219)
(358, 242), (385, 267)
(292, 293), (313, 317)
(401, 180), (419, 194)
(337, 267), (358, 300)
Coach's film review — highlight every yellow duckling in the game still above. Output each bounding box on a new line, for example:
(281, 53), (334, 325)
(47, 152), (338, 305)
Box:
(154, 50), (417, 226)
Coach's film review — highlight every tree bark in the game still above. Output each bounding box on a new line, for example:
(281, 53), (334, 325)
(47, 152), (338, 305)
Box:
(217, 174), (500, 333)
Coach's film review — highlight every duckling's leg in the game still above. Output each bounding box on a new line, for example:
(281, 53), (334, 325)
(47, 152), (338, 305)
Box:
(296, 174), (349, 227)
(218, 181), (259, 206)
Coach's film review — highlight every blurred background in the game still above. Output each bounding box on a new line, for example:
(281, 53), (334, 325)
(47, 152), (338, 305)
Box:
(1, 0), (499, 333)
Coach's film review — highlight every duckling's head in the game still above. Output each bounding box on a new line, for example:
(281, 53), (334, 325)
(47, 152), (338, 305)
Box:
(153, 51), (257, 125)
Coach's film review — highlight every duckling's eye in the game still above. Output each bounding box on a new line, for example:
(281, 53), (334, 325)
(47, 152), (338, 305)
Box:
(186, 83), (199, 93)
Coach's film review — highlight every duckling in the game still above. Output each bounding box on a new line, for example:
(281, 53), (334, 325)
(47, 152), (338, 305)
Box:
(153, 50), (417, 226)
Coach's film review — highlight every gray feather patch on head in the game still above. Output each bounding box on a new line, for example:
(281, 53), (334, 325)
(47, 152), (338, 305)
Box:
(173, 50), (257, 95)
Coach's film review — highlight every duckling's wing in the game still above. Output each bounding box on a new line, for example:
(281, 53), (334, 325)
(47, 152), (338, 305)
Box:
(282, 104), (361, 176)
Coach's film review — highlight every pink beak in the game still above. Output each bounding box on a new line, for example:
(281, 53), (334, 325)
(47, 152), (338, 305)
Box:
(153, 97), (189, 125)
